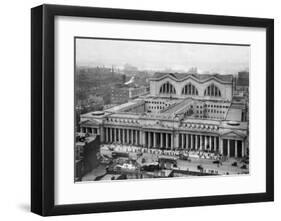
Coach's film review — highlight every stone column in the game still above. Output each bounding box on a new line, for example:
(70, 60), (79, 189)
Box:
(140, 131), (144, 147)
(219, 138), (223, 155)
(227, 139), (230, 157)
(131, 130), (134, 145)
(109, 128), (112, 143)
(160, 133), (163, 148)
(205, 136), (208, 150)
(139, 131), (143, 146)
(134, 130), (137, 145)
(138, 130), (140, 145)
(209, 136), (212, 151)
(122, 129), (125, 144)
(191, 135), (194, 149)
(174, 133), (179, 149)
(113, 128), (116, 143)
(166, 133), (169, 149)
(195, 135), (198, 150)
(214, 137), (217, 151)
(118, 129), (121, 143)
(112, 128), (114, 143)
(108, 128), (112, 142)
(104, 128), (107, 143)
(107, 128), (110, 143)
(181, 134), (184, 149)
(148, 132), (151, 148)
(242, 140), (245, 157)
(153, 132), (157, 148)
(135, 130), (137, 145)
(126, 129), (129, 144)
(129, 130), (131, 144)
(200, 135), (203, 150)
(171, 133), (174, 149)
(105, 128), (108, 142)
(235, 140), (238, 158)
(137, 130), (139, 145)
(186, 134), (189, 149)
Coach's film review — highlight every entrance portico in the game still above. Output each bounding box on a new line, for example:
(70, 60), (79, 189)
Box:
(220, 131), (247, 157)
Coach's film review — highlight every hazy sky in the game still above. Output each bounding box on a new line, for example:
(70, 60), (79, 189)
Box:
(76, 38), (250, 74)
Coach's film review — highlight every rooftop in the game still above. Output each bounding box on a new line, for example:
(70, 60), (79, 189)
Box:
(76, 135), (97, 146)
(151, 72), (233, 83)
(105, 100), (144, 113)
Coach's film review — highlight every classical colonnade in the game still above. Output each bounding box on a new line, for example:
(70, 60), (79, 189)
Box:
(104, 127), (141, 146)
(101, 127), (246, 158)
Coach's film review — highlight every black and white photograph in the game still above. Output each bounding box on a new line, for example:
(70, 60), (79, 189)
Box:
(29, 2), (274, 217)
(0, 0), (277, 218)
(74, 37), (250, 182)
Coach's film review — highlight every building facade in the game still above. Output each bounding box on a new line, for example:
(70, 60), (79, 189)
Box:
(75, 134), (100, 181)
(111, 86), (147, 104)
(80, 72), (249, 158)
(236, 71), (249, 93)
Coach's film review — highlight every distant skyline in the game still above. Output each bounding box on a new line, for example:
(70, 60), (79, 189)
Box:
(76, 38), (250, 75)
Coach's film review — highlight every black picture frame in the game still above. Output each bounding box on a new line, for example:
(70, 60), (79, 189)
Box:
(31, 4), (274, 216)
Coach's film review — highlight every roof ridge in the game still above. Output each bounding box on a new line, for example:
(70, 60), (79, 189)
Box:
(152, 72), (233, 82)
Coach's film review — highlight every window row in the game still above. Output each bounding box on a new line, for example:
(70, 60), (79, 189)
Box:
(159, 82), (222, 97)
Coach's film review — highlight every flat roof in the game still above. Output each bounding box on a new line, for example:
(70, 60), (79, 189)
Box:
(109, 113), (141, 118)
(105, 101), (140, 112)
(182, 118), (220, 125)
(162, 99), (192, 114)
(226, 107), (242, 121)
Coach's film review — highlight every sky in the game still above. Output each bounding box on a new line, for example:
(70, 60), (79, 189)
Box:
(75, 38), (250, 75)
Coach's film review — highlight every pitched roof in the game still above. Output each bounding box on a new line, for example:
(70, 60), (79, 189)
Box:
(152, 72), (233, 83)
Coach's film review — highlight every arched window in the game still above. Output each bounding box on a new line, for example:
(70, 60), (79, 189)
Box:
(182, 83), (198, 95)
(204, 84), (221, 97)
(159, 82), (176, 94)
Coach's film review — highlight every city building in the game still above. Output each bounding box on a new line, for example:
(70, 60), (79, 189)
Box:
(111, 85), (147, 104)
(111, 87), (130, 104)
(80, 72), (249, 158)
(75, 133), (100, 181)
(236, 71), (249, 93)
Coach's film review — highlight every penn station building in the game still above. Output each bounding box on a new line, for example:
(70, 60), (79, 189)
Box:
(79, 72), (249, 158)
